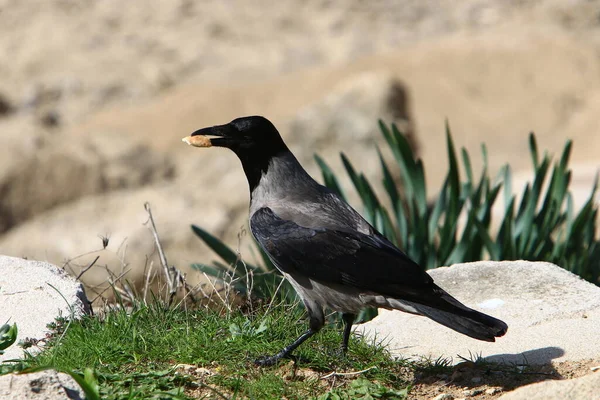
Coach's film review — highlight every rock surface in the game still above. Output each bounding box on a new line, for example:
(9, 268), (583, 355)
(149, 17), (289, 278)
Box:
(288, 71), (416, 156)
(0, 370), (84, 400)
(0, 256), (90, 362)
(0, 71), (420, 288)
(359, 261), (600, 365)
(0, 176), (248, 291)
(0, 131), (175, 234)
(498, 370), (600, 400)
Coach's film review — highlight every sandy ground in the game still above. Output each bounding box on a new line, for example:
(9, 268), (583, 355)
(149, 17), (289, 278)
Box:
(408, 359), (600, 400)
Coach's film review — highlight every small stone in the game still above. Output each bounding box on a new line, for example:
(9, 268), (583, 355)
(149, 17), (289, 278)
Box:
(485, 387), (502, 395)
(462, 388), (484, 397)
(432, 394), (454, 400)
(174, 363), (195, 373)
(470, 376), (482, 383)
(195, 367), (212, 376)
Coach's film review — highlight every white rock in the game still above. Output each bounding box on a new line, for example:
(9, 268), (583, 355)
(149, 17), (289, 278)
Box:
(0, 179), (242, 291)
(0, 131), (174, 234)
(432, 394), (454, 400)
(0, 256), (90, 362)
(359, 261), (600, 364)
(0, 370), (83, 400)
(288, 71), (414, 156)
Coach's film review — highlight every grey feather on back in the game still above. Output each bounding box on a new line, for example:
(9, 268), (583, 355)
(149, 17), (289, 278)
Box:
(249, 152), (372, 234)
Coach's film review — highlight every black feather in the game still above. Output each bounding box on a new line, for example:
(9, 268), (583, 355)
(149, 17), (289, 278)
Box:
(251, 207), (507, 340)
(251, 207), (433, 296)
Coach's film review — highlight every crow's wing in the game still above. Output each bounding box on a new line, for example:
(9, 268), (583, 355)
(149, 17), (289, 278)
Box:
(250, 206), (436, 300)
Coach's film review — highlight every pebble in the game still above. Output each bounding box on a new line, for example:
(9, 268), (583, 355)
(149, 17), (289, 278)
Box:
(195, 367), (213, 376)
(462, 388), (484, 397)
(431, 394), (454, 400)
(485, 387), (502, 395)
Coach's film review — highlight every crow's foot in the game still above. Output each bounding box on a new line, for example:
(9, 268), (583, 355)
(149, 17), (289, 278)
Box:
(334, 346), (349, 359)
(254, 353), (286, 367)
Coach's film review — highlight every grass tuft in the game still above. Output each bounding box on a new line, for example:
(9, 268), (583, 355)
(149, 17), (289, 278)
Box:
(21, 300), (411, 399)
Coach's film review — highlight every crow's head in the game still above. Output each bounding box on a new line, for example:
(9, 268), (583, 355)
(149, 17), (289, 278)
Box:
(184, 116), (291, 191)
(185, 116), (288, 156)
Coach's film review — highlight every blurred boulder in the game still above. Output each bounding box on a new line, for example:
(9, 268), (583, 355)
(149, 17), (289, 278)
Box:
(0, 73), (422, 295)
(286, 71), (418, 207)
(0, 170), (249, 295)
(0, 131), (175, 234)
(287, 71), (417, 159)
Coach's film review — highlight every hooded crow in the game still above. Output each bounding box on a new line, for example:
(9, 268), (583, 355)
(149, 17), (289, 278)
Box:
(183, 116), (508, 366)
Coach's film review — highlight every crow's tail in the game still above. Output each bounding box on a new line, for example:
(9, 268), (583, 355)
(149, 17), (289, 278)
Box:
(412, 303), (507, 342)
(391, 286), (508, 342)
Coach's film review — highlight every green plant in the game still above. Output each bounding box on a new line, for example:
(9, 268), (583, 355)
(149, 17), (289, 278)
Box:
(191, 121), (600, 312)
(0, 321), (101, 398)
(24, 300), (410, 399)
(228, 318), (269, 341)
(319, 377), (409, 400)
(64, 368), (101, 400)
(0, 323), (17, 355)
(190, 225), (295, 303)
(318, 122), (599, 283)
(481, 135), (599, 281)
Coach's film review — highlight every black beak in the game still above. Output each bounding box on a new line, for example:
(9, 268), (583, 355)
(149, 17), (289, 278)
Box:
(190, 123), (236, 148)
(191, 123), (229, 138)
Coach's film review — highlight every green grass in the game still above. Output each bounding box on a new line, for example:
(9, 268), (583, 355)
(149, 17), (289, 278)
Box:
(15, 300), (413, 399)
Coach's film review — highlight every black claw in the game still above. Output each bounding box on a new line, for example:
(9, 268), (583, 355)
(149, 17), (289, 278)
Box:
(254, 352), (305, 366)
(330, 343), (350, 360)
(254, 352), (298, 366)
(254, 328), (318, 367)
(254, 355), (282, 367)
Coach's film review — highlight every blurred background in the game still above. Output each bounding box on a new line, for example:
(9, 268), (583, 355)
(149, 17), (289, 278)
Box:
(1, 0), (599, 297)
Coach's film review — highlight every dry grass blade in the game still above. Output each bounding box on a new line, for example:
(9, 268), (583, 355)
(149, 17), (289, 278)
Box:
(143, 202), (198, 306)
(321, 366), (378, 379)
(144, 202), (176, 299)
(76, 255), (100, 280)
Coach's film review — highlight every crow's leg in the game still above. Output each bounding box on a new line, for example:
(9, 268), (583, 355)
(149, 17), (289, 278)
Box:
(255, 301), (324, 366)
(340, 313), (356, 354)
(254, 328), (317, 367)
